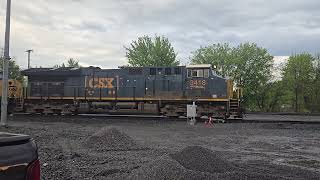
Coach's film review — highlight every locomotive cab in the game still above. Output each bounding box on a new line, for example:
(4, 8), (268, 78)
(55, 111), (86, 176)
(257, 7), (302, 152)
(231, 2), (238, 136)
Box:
(186, 64), (227, 99)
(186, 64), (211, 88)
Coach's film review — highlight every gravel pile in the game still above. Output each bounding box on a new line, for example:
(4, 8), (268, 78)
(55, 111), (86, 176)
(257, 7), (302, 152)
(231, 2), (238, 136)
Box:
(218, 171), (291, 180)
(128, 156), (218, 180)
(170, 146), (234, 173)
(85, 127), (143, 151)
(128, 146), (235, 180)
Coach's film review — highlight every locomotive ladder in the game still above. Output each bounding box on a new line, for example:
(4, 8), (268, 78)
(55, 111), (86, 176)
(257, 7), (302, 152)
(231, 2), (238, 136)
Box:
(229, 99), (241, 119)
(14, 98), (24, 112)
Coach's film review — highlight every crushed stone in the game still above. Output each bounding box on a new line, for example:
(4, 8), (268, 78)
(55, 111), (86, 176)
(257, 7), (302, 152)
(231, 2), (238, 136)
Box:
(128, 155), (218, 180)
(85, 127), (144, 151)
(170, 146), (234, 173)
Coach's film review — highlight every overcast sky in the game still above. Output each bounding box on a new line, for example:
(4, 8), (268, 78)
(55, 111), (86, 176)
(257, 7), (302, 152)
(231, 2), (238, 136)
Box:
(0, 0), (319, 69)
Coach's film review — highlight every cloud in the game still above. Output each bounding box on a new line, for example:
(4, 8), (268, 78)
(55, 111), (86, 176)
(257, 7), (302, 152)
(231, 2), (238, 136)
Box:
(0, 0), (319, 69)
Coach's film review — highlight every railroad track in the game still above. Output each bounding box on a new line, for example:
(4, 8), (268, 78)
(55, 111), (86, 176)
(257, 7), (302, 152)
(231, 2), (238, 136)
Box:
(11, 113), (228, 123)
(11, 113), (320, 124)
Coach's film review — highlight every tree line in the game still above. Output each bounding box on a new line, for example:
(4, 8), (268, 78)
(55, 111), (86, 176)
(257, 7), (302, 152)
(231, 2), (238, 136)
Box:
(2, 35), (319, 112)
(126, 35), (320, 113)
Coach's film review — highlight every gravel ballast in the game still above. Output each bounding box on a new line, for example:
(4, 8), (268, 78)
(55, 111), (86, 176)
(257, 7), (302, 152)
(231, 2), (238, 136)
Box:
(1, 115), (319, 180)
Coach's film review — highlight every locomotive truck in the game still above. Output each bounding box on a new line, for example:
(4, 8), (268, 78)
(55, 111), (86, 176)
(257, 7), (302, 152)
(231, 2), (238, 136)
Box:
(18, 64), (242, 119)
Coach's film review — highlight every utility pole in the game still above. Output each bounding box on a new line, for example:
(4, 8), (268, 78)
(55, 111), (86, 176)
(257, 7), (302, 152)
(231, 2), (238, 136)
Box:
(294, 69), (298, 113)
(1, 0), (11, 127)
(26, 49), (33, 69)
(0, 48), (4, 58)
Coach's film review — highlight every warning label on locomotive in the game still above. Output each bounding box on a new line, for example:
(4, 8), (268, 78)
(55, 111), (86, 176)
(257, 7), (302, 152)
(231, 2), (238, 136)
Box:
(88, 78), (114, 89)
(189, 79), (207, 89)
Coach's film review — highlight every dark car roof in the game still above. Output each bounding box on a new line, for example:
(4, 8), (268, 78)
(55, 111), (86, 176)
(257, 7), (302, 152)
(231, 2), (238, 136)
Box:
(0, 132), (31, 144)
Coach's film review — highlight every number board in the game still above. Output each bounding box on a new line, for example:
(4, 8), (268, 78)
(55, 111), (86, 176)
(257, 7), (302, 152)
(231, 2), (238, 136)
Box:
(189, 79), (207, 89)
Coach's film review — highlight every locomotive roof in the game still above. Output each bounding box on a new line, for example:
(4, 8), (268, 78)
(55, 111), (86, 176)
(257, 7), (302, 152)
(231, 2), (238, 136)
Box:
(21, 67), (83, 76)
(186, 64), (212, 68)
(118, 65), (185, 69)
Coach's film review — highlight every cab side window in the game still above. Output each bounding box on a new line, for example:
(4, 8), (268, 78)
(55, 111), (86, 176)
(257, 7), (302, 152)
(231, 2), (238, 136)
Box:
(197, 70), (204, 77)
(204, 69), (209, 78)
(187, 69), (210, 78)
(187, 69), (192, 78)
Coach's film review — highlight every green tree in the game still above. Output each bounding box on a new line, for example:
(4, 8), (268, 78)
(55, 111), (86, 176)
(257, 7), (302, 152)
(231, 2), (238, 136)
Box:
(261, 81), (287, 112)
(190, 43), (233, 77)
(125, 35), (179, 67)
(191, 42), (274, 111)
(54, 58), (80, 68)
(282, 53), (314, 112)
(310, 54), (320, 112)
(0, 58), (23, 82)
(232, 43), (274, 110)
(67, 58), (80, 68)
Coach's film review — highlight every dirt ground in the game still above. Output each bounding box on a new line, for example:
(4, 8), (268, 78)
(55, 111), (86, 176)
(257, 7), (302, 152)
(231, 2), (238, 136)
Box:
(1, 115), (320, 180)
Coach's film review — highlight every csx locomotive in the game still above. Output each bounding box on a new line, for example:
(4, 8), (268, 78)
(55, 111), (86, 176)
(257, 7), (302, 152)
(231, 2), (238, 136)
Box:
(20, 64), (242, 119)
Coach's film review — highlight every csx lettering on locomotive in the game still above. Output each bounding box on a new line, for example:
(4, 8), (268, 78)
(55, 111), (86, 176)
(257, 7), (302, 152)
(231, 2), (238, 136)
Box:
(88, 78), (114, 88)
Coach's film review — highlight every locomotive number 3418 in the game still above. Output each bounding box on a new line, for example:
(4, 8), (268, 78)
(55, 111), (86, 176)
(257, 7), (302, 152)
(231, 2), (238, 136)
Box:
(190, 80), (207, 88)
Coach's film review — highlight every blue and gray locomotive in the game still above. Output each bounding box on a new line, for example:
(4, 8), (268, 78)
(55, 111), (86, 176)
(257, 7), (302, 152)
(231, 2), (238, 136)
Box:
(21, 64), (242, 119)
